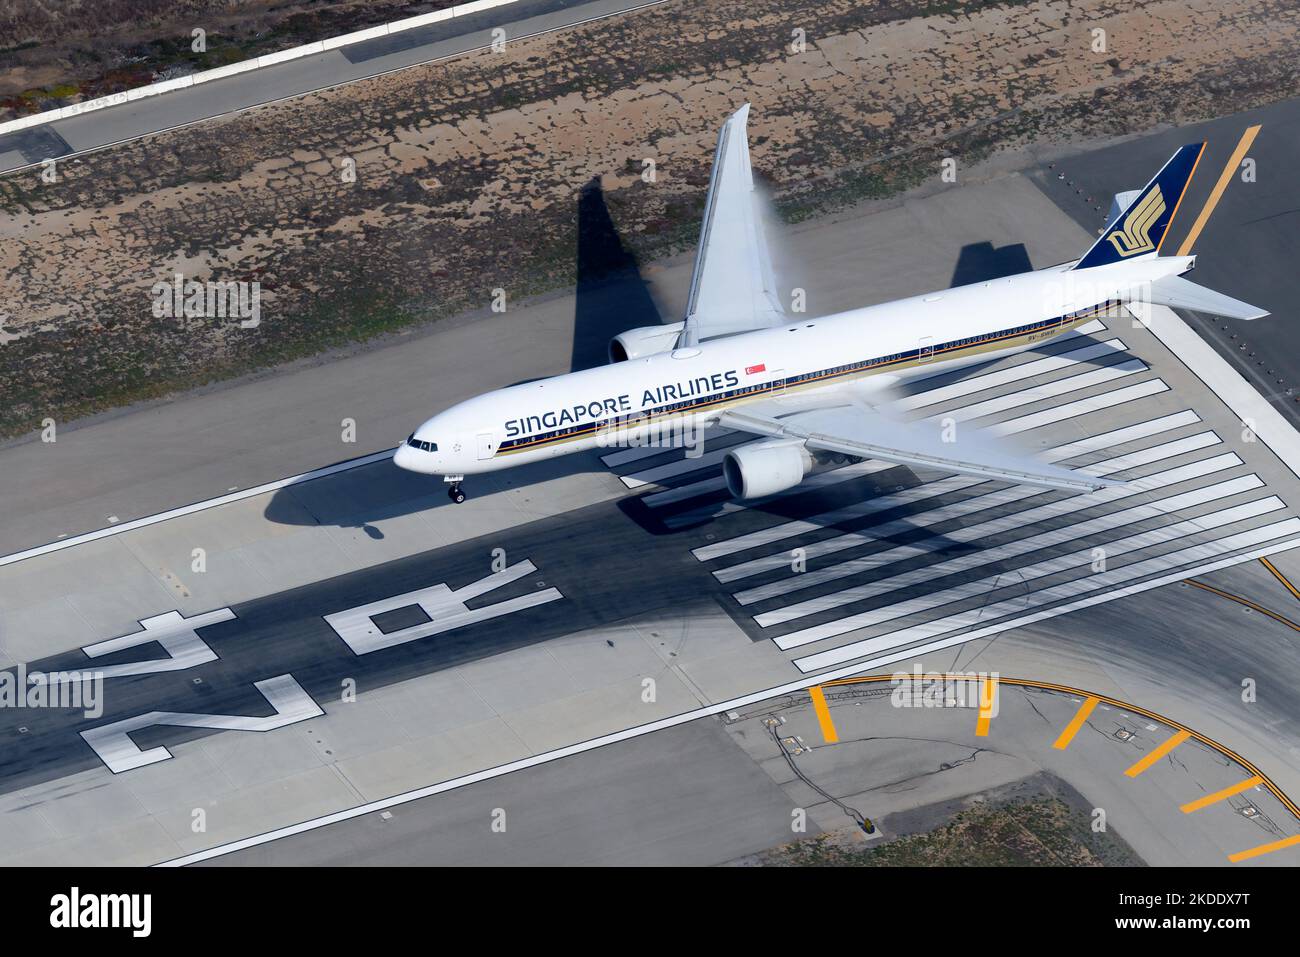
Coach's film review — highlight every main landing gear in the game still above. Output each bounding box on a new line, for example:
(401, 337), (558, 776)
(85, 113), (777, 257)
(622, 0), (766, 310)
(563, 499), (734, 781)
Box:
(445, 475), (467, 504)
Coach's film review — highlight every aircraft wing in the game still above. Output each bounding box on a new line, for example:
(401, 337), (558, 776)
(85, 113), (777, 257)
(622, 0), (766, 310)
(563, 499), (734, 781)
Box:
(718, 399), (1118, 494)
(677, 104), (786, 347)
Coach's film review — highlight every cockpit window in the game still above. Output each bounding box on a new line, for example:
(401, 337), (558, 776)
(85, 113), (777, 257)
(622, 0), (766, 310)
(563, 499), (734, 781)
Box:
(405, 434), (437, 452)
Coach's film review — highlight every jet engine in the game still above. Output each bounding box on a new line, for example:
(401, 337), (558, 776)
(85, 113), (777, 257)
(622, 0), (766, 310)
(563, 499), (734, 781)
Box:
(608, 321), (687, 362)
(723, 440), (814, 500)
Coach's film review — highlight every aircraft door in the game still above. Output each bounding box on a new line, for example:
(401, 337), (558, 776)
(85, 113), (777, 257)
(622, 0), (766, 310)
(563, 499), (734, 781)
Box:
(918, 336), (934, 363)
(477, 431), (498, 460)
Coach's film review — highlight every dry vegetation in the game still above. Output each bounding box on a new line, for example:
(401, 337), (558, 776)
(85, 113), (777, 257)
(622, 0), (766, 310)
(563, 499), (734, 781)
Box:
(0, 0), (455, 109)
(757, 796), (1145, 866)
(1, 0), (1298, 437)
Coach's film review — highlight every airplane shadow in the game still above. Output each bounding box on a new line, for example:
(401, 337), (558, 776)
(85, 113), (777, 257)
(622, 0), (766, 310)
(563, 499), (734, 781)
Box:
(264, 177), (667, 533)
(569, 175), (665, 372)
(263, 448), (621, 537)
(949, 240), (1032, 287)
(617, 458), (1044, 558)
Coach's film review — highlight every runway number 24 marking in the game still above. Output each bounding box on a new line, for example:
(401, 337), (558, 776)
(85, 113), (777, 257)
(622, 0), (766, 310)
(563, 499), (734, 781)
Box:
(76, 562), (561, 773)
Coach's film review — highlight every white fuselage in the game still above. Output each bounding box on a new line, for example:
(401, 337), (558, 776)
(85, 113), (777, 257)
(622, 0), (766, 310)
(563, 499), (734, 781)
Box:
(393, 255), (1190, 478)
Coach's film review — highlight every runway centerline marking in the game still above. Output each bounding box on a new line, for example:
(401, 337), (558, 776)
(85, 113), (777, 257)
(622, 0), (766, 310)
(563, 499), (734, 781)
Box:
(808, 686), (839, 744)
(1053, 696), (1099, 750)
(1175, 125), (1262, 256)
(1125, 729), (1192, 777)
(1180, 775), (1263, 814)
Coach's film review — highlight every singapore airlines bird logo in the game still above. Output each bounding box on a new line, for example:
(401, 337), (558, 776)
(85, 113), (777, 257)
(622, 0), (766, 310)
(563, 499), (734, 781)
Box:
(1107, 185), (1166, 256)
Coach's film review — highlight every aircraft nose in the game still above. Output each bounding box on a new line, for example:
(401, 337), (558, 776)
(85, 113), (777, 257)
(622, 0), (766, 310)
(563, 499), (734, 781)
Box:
(393, 444), (418, 472)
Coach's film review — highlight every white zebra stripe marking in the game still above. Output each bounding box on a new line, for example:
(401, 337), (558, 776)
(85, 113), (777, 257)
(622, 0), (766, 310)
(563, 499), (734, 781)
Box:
(759, 475), (1266, 626)
(735, 432), (1223, 603)
(790, 515), (1300, 669)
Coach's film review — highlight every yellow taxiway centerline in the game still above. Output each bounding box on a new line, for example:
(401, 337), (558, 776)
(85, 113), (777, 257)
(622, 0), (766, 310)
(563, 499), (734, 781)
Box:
(1053, 695), (1100, 750)
(1126, 729), (1192, 778)
(1260, 556), (1300, 602)
(1185, 578), (1300, 633)
(975, 676), (998, 737)
(1174, 125), (1261, 256)
(1181, 775), (1263, 814)
(808, 686), (838, 744)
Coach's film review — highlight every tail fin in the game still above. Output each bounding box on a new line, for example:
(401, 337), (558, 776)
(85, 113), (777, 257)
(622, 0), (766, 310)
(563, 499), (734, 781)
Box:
(1072, 142), (1205, 270)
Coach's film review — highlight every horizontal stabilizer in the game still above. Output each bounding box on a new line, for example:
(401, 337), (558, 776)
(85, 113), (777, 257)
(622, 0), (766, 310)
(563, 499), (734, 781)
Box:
(1147, 275), (1270, 320)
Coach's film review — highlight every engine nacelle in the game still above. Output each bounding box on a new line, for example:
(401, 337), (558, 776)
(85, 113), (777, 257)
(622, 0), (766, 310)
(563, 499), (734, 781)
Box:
(608, 321), (686, 363)
(723, 440), (814, 500)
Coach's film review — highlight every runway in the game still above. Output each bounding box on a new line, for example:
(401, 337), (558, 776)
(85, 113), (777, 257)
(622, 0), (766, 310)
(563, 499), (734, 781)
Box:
(3, 104), (1300, 865)
(603, 312), (1300, 677)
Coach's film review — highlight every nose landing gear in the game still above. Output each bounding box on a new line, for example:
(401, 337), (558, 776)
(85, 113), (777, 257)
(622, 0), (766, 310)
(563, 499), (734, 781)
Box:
(444, 475), (467, 504)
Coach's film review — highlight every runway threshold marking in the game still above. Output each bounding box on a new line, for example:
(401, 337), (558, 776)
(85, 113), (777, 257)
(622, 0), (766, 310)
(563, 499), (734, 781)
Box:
(1185, 579), (1300, 633)
(1125, 729), (1192, 778)
(975, 676), (997, 737)
(1174, 124), (1261, 256)
(1180, 775), (1263, 814)
(1053, 695), (1099, 750)
(1229, 833), (1300, 863)
(808, 686), (839, 743)
(1260, 556), (1300, 602)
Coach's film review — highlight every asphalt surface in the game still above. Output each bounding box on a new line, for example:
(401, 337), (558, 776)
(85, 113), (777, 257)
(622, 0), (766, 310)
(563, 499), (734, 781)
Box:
(0, 0), (664, 174)
(206, 717), (799, 866)
(210, 669), (1300, 866)
(1028, 95), (1300, 430)
(4, 96), (1300, 865)
(0, 480), (721, 794)
(0, 178), (670, 558)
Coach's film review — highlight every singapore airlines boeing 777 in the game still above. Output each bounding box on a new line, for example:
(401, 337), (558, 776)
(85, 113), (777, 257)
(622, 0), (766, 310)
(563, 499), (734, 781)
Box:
(394, 105), (1266, 504)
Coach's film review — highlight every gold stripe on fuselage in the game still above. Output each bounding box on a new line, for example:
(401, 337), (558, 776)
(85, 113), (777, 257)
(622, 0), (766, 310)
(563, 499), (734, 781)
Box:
(498, 308), (1105, 457)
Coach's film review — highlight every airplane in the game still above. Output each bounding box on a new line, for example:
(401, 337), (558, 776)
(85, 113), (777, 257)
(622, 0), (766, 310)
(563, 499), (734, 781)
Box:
(394, 104), (1267, 504)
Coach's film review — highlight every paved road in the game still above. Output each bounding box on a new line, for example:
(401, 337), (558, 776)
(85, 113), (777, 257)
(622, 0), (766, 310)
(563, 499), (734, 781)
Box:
(0, 0), (663, 174)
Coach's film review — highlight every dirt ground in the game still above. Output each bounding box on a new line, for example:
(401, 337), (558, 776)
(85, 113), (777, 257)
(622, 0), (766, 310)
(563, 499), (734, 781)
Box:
(1, 0), (1298, 438)
(735, 773), (1146, 866)
(0, 1), (457, 109)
